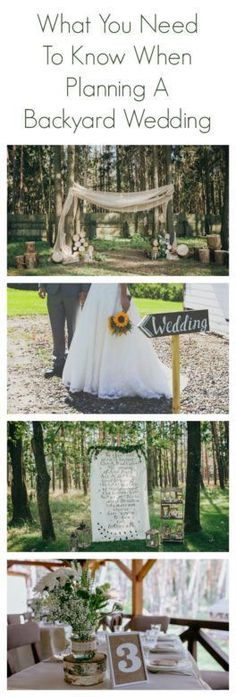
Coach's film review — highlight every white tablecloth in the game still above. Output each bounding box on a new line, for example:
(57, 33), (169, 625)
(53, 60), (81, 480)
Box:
(8, 635), (210, 690)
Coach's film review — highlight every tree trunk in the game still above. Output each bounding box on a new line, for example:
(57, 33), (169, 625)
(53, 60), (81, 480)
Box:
(47, 146), (54, 245)
(12, 145), (17, 213)
(184, 422), (201, 532)
(153, 146), (159, 239)
(146, 423), (155, 496)
(54, 146), (63, 242)
(220, 146), (229, 250)
(16, 145), (24, 213)
(116, 145), (122, 192)
(211, 422), (225, 489)
(60, 424), (69, 493)
(166, 146), (174, 243)
(32, 422), (55, 540)
(8, 423), (32, 525)
(66, 145), (75, 244)
(204, 148), (211, 232)
(80, 423), (88, 495)
(51, 448), (55, 492)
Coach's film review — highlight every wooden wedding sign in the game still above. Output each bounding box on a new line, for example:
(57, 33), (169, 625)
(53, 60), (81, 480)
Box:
(138, 310), (209, 413)
(106, 632), (148, 687)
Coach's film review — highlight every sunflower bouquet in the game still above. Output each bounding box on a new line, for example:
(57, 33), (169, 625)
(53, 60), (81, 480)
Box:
(108, 310), (132, 336)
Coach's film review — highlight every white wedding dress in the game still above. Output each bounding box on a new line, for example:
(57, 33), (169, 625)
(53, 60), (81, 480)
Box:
(63, 284), (179, 399)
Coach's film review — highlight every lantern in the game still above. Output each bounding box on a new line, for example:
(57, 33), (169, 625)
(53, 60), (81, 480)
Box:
(145, 528), (160, 549)
(70, 522), (92, 550)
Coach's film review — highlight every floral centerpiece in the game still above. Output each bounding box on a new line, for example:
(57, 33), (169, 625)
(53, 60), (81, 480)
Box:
(32, 563), (121, 659)
(108, 311), (132, 336)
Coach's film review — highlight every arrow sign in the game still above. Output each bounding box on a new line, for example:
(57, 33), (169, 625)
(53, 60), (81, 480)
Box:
(138, 310), (209, 339)
(138, 309), (209, 414)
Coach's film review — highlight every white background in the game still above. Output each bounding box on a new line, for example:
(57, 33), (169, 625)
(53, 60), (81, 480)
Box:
(0, 0), (235, 695)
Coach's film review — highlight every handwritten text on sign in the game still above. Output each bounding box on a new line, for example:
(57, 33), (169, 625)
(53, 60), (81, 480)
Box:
(138, 310), (209, 338)
(90, 449), (150, 542)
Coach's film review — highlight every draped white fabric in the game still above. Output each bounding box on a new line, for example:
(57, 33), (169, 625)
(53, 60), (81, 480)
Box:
(52, 182), (174, 262)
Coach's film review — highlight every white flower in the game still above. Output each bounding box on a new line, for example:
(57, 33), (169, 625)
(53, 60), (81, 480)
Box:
(34, 568), (81, 594)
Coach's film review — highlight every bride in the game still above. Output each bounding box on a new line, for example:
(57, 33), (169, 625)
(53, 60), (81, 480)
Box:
(63, 283), (183, 399)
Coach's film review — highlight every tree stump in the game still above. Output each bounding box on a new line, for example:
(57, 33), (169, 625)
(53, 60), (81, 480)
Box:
(176, 243), (189, 258)
(198, 247), (210, 263)
(214, 250), (226, 265)
(25, 241), (36, 254)
(15, 255), (25, 269)
(24, 252), (39, 269)
(206, 234), (221, 250)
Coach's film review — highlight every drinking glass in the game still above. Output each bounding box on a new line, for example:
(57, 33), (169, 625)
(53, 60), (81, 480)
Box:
(151, 624), (161, 641)
(51, 624), (71, 660)
(141, 630), (156, 663)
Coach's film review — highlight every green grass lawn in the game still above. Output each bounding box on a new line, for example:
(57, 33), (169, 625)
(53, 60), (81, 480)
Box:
(7, 287), (183, 318)
(7, 238), (228, 276)
(7, 487), (229, 553)
(134, 298), (183, 314)
(7, 288), (47, 316)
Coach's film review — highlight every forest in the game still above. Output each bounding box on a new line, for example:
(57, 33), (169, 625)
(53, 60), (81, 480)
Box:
(7, 420), (229, 553)
(7, 145), (229, 276)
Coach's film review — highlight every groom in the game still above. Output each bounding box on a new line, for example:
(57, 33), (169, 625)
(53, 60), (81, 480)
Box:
(38, 283), (90, 378)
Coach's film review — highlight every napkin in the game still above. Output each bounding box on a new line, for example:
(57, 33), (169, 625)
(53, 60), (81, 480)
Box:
(147, 660), (194, 676)
(150, 643), (182, 654)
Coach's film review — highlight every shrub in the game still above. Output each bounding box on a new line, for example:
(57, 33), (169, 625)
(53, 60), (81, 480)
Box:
(129, 235), (151, 252)
(131, 283), (183, 301)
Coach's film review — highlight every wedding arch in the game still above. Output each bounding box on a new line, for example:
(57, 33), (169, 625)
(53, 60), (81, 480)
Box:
(52, 182), (174, 262)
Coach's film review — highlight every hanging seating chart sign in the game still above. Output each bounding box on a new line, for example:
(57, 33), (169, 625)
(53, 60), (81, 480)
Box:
(90, 448), (150, 542)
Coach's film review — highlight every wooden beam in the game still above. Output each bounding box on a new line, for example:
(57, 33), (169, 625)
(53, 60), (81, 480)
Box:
(8, 570), (30, 578)
(179, 627), (198, 660)
(170, 617), (229, 631)
(132, 560), (143, 616)
(7, 561), (69, 568)
(136, 560), (156, 582)
(114, 560), (133, 581)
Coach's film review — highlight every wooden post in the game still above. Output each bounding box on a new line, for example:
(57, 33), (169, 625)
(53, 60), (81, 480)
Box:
(132, 560), (143, 616)
(172, 335), (180, 414)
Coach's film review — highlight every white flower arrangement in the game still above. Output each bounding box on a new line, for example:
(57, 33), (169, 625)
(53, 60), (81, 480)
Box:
(32, 564), (122, 641)
(34, 568), (81, 594)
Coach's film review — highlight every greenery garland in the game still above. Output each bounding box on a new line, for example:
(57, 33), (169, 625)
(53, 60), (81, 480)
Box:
(88, 442), (146, 460)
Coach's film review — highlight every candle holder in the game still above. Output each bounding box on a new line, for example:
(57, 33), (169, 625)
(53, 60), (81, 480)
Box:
(145, 528), (160, 549)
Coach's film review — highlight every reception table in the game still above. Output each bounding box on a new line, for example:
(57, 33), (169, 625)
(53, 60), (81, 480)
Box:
(8, 634), (210, 690)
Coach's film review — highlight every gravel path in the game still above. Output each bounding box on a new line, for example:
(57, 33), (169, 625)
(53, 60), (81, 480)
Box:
(7, 316), (229, 415)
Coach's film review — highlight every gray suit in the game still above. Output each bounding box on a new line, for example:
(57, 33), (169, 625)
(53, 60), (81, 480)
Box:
(39, 283), (90, 365)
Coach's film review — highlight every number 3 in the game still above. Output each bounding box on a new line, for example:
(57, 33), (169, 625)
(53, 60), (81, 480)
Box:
(116, 642), (141, 673)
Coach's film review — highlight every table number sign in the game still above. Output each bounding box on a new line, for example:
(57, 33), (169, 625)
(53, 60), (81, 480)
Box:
(106, 632), (148, 687)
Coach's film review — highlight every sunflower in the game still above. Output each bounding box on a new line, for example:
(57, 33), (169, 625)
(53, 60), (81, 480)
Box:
(113, 311), (129, 328)
(108, 312), (132, 336)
